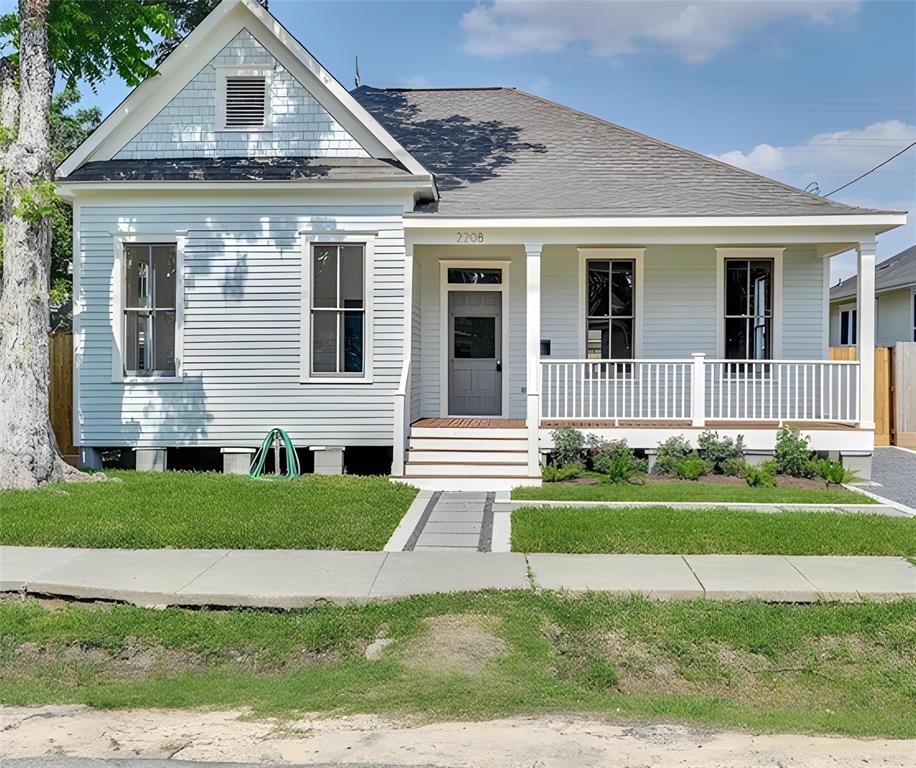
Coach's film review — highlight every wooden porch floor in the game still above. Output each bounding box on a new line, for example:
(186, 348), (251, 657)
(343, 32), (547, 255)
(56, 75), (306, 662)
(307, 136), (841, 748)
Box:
(414, 418), (860, 431)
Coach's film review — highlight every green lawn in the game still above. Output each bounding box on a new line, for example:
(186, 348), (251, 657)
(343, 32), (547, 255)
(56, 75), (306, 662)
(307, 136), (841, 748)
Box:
(1, 594), (914, 737)
(511, 506), (916, 555)
(512, 480), (874, 504)
(0, 471), (416, 550)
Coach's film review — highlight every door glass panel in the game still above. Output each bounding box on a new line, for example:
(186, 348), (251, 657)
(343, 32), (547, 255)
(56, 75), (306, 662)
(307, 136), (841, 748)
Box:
(453, 316), (496, 358)
(447, 267), (501, 284)
(312, 311), (337, 372)
(312, 246), (338, 308)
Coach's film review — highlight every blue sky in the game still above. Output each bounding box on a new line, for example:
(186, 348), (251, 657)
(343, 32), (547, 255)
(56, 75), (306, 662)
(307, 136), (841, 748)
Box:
(82, 0), (915, 281)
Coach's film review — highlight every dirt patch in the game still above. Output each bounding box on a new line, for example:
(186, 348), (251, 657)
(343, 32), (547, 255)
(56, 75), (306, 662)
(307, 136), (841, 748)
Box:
(401, 614), (507, 676)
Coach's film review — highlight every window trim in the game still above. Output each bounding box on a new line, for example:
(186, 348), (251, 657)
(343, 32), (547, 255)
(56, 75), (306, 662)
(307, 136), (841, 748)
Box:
(838, 302), (858, 347)
(299, 233), (375, 384)
(716, 248), (783, 359)
(577, 248), (644, 358)
(911, 289), (916, 343)
(215, 66), (273, 133)
(111, 233), (185, 384)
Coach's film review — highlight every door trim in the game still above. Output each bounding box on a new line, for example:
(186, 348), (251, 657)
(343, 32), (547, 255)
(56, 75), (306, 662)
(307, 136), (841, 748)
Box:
(439, 259), (511, 418)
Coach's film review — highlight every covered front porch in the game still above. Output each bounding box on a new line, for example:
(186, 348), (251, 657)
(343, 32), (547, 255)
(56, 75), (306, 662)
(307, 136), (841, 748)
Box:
(392, 220), (889, 486)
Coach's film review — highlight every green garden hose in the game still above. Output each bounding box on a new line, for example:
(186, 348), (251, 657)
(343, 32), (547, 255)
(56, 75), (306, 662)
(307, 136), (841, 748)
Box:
(249, 427), (301, 479)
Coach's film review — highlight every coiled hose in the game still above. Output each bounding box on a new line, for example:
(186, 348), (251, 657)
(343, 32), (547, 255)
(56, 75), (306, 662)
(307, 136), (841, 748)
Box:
(249, 427), (301, 479)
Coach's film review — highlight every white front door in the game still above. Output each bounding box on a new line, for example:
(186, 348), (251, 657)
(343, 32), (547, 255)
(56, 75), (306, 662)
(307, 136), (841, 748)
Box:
(448, 290), (502, 415)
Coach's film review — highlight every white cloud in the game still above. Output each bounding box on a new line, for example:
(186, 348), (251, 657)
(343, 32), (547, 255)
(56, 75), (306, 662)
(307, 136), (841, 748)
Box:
(460, 0), (860, 62)
(399, 74), (430, 88)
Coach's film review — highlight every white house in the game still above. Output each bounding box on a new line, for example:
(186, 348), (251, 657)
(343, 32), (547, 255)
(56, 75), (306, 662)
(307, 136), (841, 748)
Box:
(830, 244), (916, 348)
(57, 0), (906, 487)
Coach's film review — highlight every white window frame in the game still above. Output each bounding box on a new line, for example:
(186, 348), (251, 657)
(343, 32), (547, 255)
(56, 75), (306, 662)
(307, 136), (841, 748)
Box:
(577, 248), (644, 358)
(215, 67), (273, 132)
(838, 302), (858, 347)
(111, 232), (185, 384)
(716, 248), (783, 359)
(438, 259), (511, 418)
(911, 289), (916, 342)
(299, 233), (375, 384)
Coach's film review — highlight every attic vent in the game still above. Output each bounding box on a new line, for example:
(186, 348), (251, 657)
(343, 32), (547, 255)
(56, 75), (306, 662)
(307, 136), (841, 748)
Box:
(217, 69), (271, 131)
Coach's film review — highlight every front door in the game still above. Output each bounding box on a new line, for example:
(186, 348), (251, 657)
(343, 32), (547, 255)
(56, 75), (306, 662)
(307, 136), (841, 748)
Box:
(448, 290), (502, 415)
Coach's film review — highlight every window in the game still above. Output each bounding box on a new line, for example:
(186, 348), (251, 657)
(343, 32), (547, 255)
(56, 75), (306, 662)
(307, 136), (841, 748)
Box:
(447, 267), (502, 284)
(309, 243), (366, 376)
(839, 305), (857, 346)
(585, 259), (635, 359)
(724, 258), (773, 360)
(217, 69), (270, 130)
(123, 243), (177, 376)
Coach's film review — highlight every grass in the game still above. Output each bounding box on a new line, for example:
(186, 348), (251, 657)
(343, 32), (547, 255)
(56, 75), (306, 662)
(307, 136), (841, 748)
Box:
(0, 471), (417, 551)
(512, 480), (875, 504)
(1, 594), (914, 738)
(511, 506), (916, 555)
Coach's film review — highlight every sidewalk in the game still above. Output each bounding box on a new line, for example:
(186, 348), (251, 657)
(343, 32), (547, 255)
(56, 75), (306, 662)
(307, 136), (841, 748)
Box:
(2, 546), (913, 607)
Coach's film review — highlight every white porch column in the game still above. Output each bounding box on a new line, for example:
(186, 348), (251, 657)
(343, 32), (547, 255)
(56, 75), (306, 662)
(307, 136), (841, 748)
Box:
(525, 243), (543, 476)
(856, 239), (876, 430)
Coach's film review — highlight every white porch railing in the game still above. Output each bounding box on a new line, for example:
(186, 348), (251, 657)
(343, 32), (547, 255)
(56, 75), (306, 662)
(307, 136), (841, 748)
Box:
(540, 355), (860, 425)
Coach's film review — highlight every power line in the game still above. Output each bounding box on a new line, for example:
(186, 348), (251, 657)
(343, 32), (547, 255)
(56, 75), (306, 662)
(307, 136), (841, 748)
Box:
(823, 141), (916, 197)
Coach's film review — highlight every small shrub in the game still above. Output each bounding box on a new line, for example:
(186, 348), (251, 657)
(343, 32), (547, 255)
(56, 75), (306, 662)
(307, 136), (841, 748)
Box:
(675, 454), (711, 481)
(744, 460), (777, 487)
(550, 428), (585, 468)
(591, 439), (647, 484)
(811, 458), (860, 488)
(541, 461), (583, 483)
(655, 435), (694, 476)
(698, 431), (745, 473)
(774, 426), (815, 478)
(720, 456), (747, 478)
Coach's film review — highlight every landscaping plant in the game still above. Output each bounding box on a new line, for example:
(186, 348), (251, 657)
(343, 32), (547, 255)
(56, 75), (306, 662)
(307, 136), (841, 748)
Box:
(774, 426), (816, 478)
(811, 458), (860, 488)
(744, 460), (777, 488)
(591, 439), (647, 484)
(541, 462), (583, 483)
(550, 428), (586, 468)
(675, 455), (711, 481)
(720, 456), (747, 478)
(697, 431), (745, 474)
(654, 435), (694, 475)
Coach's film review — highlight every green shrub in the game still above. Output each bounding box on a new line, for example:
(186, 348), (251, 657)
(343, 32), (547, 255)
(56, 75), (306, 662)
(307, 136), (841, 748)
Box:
(550, 428), (585, 468)
(541, 461), (584, 483)
(591, 439), (648, 484)
(744, 460), (777, 487)
(698, 431), (745, 473)
(811, 458), (860, 488)
(720, 456), (748, 478)
(655, 435), (694, 475)
(774, 426), (815, 478)
(675, 454), (711, 481)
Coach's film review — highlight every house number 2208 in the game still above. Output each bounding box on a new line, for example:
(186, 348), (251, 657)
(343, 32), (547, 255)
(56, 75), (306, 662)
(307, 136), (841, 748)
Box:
(457, 232), (484, 244)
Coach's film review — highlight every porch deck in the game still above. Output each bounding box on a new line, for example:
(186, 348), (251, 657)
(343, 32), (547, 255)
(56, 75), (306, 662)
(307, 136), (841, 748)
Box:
(414, 418), (860, 432)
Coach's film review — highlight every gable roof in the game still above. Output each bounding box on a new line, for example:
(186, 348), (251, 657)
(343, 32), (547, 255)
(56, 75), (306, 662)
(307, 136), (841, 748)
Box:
(352, 86), (900, 219)
(831, 244), (916, 301)
(57, 0), (433, 186)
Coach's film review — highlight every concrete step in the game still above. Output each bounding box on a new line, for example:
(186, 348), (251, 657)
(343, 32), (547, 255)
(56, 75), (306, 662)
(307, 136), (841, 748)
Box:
(408, 437), (529, 451)
(407, 449), (528, 464)
(404, 461), (528, 477)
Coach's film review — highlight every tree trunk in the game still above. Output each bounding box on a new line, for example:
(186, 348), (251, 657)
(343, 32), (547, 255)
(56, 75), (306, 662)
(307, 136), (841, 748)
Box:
(0, 0), (81, 488)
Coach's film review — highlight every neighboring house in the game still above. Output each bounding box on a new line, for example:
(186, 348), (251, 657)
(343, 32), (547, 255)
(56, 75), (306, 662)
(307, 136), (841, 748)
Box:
(56, 0), (906, 486)
(829, 244), (916, 347)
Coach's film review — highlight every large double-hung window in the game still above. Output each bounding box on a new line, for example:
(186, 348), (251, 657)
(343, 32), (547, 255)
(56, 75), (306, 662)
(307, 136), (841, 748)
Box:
(123, 243), (177, 376)
(723, 258), (773, 360)
(585, 258), (635, 359)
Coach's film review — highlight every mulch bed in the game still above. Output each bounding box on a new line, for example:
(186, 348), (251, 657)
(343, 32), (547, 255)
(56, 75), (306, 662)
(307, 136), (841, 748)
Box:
(566, 473), (828, 490)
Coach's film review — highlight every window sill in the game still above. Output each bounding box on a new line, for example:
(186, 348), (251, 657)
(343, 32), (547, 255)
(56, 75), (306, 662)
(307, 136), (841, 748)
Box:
(299, 374), (374, 385)
(117, 375), (184, 385)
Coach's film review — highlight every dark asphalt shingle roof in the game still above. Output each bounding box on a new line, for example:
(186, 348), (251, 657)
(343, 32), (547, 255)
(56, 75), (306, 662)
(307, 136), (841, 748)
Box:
(352, 86), (897, 218)
(831, 244), (916, 300)
(60, 156), (413, 182)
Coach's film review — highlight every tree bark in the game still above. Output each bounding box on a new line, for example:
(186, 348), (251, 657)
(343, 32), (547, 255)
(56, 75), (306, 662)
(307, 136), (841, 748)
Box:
(0, 0), (81, 488)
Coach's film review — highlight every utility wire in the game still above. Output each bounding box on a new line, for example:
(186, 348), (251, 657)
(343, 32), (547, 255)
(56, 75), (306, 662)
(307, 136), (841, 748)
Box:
(823, 141), (916, 197)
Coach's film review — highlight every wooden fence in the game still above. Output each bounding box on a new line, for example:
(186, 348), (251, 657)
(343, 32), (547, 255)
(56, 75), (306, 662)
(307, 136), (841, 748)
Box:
(49, 332), (76, 459)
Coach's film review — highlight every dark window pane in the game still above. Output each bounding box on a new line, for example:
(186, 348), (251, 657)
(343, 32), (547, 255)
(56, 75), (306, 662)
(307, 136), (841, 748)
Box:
(453, 316), (496, 358)
(752, 316), (770, 360)
(611, 318), (633, 359)
(125, 246), (149, 309)
(852, 309), (857, 345)
(749, 260), (772, 316)
(447, 268), (502, 284)
(586, 319), (609, 359)
(312, 311), (337, 372)
(725, 261), (748, 316)
(312, 246), (338, 308)
(840, 312), (850, 345)
(124, 311), (149, 372)
(586, 261), (609, 317)
(153, 311), (176, 373)
(611, 261), (633, 317)
(151, 245), (176, 308)
(725, 317), (748, 359)
(341, 311), (364, 373)
(340, 246), (364, 309)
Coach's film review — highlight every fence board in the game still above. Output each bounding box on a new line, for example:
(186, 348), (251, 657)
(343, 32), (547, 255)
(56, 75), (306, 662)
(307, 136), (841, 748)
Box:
(894, 342), (916, 450)
(49, 332), (75, 458)
(828, 346), (892, 445)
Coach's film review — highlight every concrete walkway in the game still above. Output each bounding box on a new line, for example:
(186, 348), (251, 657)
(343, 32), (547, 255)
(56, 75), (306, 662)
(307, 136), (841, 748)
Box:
(2, 546), (913, 607)
(403, 492), (495, 551)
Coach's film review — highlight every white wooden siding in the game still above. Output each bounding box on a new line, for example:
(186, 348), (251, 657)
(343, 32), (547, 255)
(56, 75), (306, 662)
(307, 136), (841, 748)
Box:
(77, 204), (404, 448)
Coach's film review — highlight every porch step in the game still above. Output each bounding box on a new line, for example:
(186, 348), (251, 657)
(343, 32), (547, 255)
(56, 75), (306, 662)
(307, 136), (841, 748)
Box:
(392, 476), (540, 492)
(410, 426), (527, 440)
(408, 449), (528, 463)
(408, 437), (529, 451)
(404, 461), (528, 478)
